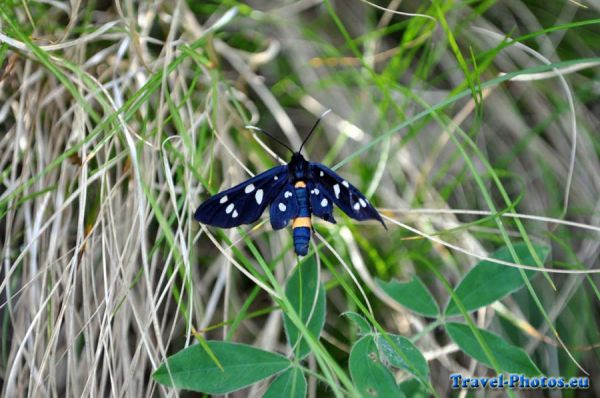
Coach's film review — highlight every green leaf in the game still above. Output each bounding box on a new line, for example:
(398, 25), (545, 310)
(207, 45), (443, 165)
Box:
(398, 378), (429, 398)
(153, 341), (290, 394)
(377, 334), (429, 383)
(263, 367), (306, 398)
(342, 311), (372, 335)
(445, 243), (550, 315)
(445, 322), (541, 376)
(376, 276), (439, 317)
(349, 335), (404, 398)
(283, 257), (326, 359)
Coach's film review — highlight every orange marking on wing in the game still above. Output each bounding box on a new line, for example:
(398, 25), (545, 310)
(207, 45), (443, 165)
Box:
(292, 217), (311, 229)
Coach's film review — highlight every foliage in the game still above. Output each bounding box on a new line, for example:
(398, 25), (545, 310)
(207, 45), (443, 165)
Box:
(1, 0), (599, 396)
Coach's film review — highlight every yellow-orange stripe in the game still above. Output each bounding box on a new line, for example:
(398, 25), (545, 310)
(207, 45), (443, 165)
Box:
(292, 217), (311, 229)
(294, 181), (306, 188)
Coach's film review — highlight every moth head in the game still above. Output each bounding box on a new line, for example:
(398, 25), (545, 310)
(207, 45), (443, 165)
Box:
(289, 152), (309, 181)
(291, 152), (306, 162)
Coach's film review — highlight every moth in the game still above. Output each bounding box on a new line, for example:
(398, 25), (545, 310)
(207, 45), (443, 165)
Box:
(195, 111), (386, 256)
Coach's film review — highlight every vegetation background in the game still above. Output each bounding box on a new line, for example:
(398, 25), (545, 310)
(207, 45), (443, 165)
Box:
(0, 0), (599, 396)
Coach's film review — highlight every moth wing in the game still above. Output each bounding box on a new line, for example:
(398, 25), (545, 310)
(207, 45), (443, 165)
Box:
(269, 184), (300, 230)
(307, 180), (336, 224)
(309, 162), (386, 228)
(194, 165), (288, 228)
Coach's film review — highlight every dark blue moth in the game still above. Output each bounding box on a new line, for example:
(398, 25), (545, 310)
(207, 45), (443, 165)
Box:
(194, 111), (386, 256)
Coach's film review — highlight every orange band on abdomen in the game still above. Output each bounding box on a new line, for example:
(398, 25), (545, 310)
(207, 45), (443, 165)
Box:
(292, 217), (311, 229)
(294, 181), (306, 188)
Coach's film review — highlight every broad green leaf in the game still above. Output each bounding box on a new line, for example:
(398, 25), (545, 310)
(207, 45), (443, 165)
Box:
(263, 367), (306, 398)
(445, 322), (541, 376)
(153, 341), (290, 394)
(377, 334), (429, 382)
(376, 276), (439, 317)
(399, 378), (429, 398)
(283, 257), (326, 360)
(445, 243), (550, 315)
(342, 311), (372, 335)
(349, 335), (404, 398)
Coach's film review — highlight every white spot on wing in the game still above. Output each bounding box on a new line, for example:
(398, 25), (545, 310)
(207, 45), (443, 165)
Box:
(284, 191), (292, 198)
(321, 198), (328, 207)
(232, 210), (238, 218)
(320, 171), (324, 177)
(274, 176), (278, 180)
(359, 198), (367, 208)
(226, 203), (234, 214)
(353, 202), (360, 211)
(333, 184), (340, 199)
(342, 180), (349, 188)
(255, 189), (263, 205)
(278, 203), (287, 212)
(244, 184), (255, 193)
(314, 188), (320, 195)
(219, 195), (228, 204)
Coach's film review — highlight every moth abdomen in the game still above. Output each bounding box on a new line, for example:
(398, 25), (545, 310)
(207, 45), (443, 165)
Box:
(291, 180), (312, 256)
(292, 225), (310, 256)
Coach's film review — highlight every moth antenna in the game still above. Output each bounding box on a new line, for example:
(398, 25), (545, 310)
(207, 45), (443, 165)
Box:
(299, 109), (332, 153)
(245, 125), (294, 154)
